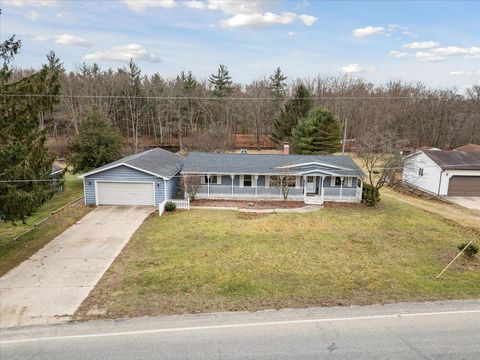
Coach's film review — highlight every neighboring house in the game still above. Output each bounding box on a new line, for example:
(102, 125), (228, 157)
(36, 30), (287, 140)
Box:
(403, 149), (480, 197)
(81, 147), (364, 206)
(455, 144), (480, 152)
(182, 152), (364, 204)
(50, 163), (65, 192)
(81, 148), (184, 206)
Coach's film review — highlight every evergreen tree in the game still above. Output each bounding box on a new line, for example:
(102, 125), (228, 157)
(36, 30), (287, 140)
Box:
(67, 109), (122, 173)
(0, 37), (61, 222)
(209, 64), (233, 96)
(269, 67), (287, 98)
(271, 84), (313, 145)
(292, 107), (341, 154)
(177, 70), (197, 91)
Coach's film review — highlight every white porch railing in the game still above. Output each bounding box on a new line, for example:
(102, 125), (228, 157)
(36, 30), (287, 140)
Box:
(170, 198), (190, 210)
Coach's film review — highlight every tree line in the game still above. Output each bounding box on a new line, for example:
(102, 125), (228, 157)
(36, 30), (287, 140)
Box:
(10, 59), (480, 154)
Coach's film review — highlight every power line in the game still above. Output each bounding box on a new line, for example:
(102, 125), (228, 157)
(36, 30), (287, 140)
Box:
(0, 94), (465, 100)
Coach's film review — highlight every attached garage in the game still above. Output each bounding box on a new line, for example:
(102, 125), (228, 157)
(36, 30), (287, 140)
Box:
(96, 182), (154, 206)
(448, 176), (480, 197)
(82, 148), (184, 206)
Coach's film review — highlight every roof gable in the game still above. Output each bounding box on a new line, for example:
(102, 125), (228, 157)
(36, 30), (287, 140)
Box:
(82, 148), (184, 178)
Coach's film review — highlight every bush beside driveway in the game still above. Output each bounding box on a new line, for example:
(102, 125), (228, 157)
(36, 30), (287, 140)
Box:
(76, 197), (480, 321)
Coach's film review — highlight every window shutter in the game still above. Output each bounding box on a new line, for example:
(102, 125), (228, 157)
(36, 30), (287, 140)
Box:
(239, 175), (244, 188)
(331, 177), (336, 186)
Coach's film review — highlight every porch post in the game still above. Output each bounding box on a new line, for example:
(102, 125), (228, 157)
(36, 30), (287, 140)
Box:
(206, 175), (210, 197)
(340, 177), (344, 200)
(230, 175), (235, 197)
(303, 175), (307, 200)
(254, 175), (258, 197)
(321, 176), (325, 202)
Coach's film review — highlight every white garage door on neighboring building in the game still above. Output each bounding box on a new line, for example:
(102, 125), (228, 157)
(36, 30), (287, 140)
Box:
(96, 182), (155, 205)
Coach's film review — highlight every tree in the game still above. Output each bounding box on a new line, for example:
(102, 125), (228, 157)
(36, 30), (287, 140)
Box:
(0, 38), (60, 222)
(291, 107), (341, 154)
(209, 64), (233, 97)
(67, 109), (122, 173)
(356, 131), (404, 206)
(269, 67), (287, 98)
(271, 84), (313, 145)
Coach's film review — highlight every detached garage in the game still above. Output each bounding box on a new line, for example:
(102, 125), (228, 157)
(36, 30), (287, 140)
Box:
(82, 148), (184, 206)
(403, 148), (480, 197)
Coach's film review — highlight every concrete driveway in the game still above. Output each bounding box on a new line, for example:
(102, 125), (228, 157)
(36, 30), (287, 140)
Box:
(448, 197), (480, 210)
(0, 206), (153, 328)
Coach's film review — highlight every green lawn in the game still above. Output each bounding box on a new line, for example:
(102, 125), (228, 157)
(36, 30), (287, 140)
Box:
(76, 197), (480, 320)
(0, 177), (92, 276)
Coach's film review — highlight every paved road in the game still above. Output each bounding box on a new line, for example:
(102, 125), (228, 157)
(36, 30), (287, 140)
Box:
(0, 206), (153, 328)
(1, 300), (479, 359)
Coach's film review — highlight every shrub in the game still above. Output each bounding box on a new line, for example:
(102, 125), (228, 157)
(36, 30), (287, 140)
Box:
(165, 201), (176, 212)
(458, 243), (479, 258)
(362, 183), (380, 206)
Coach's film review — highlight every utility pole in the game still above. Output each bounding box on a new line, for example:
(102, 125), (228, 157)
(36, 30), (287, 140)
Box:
(342, 117), (348, 154)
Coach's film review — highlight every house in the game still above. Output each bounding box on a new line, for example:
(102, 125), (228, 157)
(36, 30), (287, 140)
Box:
(455, 144), (480, 152)
(81, 147), (364, 206)
(182, 151), (364, 204)
(81, 148), (184, 206)
(403, 149), (480, 197)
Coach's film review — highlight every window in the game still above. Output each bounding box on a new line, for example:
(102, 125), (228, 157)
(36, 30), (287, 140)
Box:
(357, 178), (362, 187)
(335, 177), (342, 186)
(243, 175), (252, 187)
(204, 175), (221, 184)
(418, 168), (424, 176)
(269, 175), (295, 187)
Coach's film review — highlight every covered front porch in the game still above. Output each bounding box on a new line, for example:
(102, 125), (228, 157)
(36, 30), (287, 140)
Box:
(191, 173), (363, 204)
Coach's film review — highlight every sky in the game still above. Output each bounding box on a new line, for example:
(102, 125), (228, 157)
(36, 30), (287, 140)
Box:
(1, 0), (479, 90)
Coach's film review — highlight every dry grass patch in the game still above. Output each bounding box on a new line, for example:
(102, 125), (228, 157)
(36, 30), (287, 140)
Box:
(76, 197), (480, 320)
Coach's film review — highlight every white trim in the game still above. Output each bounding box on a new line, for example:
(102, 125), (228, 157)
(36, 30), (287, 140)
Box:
(276, 161), (351, 170)
(346, 177), (352, 187)
(239, 175), (244, 188)
(94, 180), (156, 206)
(295, 176), (301, 189)
(83, 178), (86, 206)
(81, 162), (168, 180)
(265, 175), (270, 188)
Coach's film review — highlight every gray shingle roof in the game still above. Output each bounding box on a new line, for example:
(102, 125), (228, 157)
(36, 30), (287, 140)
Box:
(83, 148), (184, 178)
(423, 149), (480, 170)
(182, 152), (364, 177)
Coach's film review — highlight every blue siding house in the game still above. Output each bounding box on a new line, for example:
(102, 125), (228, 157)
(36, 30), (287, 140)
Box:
(82, 148), (364, 206)
(82, 148), (183, 206)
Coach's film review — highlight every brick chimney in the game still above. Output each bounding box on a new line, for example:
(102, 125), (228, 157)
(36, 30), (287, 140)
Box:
(283, 143), (290, 155)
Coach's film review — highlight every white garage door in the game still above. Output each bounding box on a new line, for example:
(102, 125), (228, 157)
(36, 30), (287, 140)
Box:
(96, 182), (154, 206)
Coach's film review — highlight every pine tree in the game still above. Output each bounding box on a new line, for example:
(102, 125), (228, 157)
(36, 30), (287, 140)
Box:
(0, 37), (61, 222)
(178, 71), (197, 91)
(292, 107), (341, 154)
(269, 67), (287, 98)
(271, 84), (313, 145)
(67, 109), (122, 173)
(209, 64), (233, 97)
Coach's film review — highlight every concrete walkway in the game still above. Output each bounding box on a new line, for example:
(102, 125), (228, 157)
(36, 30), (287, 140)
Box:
(0, 206), (153, 329)
(448, 197), (480, 211)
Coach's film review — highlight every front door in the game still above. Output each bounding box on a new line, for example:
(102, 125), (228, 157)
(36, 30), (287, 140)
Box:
(306, 176), (316, 193)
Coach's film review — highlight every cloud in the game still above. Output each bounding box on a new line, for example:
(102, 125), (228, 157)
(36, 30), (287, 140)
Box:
(415, 51), (444, 62)
(123, 0), (176, 12)
(184, 0), (206, 9)
(403, 41), (439, 49)
(337, 63), (364, 73)
(55, 34), (92, 47)
(221, 11), (316, 28)
(194, 1), (317, 28)
(402, 31), (418, 38)
(431, 46), (480, 58)
(27, 10), (39, 21)
(388, 50), (409, 59)
(352, 26), (384, 37)
(6, 0), (57, 6)
(83, 43), (161, 63)
(449, 70), (474, 76)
